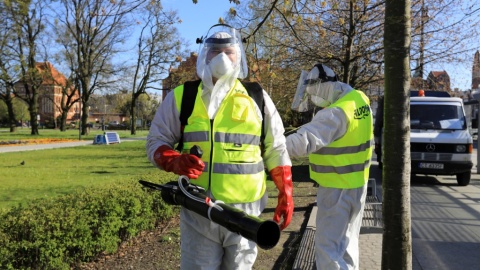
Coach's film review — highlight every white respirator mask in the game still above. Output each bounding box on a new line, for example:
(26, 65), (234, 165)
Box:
(208, 52), (234, 79)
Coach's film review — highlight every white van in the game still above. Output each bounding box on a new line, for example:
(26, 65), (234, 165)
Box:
(374, 93), (473, 186)
(410, 96), (473, 186)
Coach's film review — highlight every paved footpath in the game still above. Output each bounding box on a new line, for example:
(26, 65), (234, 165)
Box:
(0, 137), (145, 153)
(0, 140), (93, 153)
(295, 147), (480, 270)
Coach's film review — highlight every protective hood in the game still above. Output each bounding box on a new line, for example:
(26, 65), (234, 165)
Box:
(196, 24), (248, 91)
(291, 64), (352, 112)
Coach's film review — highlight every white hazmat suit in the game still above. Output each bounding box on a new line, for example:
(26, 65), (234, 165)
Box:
(287, 64), (371, 270)
(146, 25), (292, 270)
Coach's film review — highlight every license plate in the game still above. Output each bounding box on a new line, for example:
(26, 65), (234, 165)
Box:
(419, 163), (444, 169)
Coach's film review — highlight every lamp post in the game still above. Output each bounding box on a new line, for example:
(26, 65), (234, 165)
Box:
(101, 103), (109, 131)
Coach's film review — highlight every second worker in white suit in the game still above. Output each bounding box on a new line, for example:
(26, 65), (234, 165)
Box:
(287, 64), (373, 270)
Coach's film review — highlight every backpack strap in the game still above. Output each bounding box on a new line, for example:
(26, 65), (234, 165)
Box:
(177, 80), (265, 151)
(241, 81), (265, 144)
(176, 79), (201, 151)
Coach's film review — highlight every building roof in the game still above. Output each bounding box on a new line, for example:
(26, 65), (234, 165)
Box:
(429, 70), (449, 78)
(36, 62), (68, 87)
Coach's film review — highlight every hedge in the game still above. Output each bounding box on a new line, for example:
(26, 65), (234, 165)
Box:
(0, 180), (177, 270)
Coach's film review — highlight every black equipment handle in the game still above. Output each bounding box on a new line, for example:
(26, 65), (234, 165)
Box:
(190, 145), (203, 158)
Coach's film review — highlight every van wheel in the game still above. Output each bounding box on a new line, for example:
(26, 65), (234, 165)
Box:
(456, 172), (471, 186)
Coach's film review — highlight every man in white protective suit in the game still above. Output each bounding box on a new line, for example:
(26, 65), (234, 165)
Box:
(146, 24), (293, 269)
(287, 64), (373, 270)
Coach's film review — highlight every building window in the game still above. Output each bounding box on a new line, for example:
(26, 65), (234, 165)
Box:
(42, 97), (53, 113)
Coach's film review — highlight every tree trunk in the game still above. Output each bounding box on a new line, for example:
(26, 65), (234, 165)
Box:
(6, 96), (17, 133)
(29, 110), (39, 135)
(29, 90), (39, 135)
(80, 81), (89, 136)
(382, 0), (413, 269)
(81, 104), (88, 136)
(130, 95), (137, 135)
(60, 111), (68, 131)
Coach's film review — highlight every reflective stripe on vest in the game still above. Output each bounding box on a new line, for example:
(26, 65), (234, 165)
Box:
(309, 90), (373, 189)
(174, 80), (265, 203)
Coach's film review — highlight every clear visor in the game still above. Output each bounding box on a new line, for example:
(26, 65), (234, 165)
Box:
(196, 24), (248, 90)
(291, 70), (315, 112)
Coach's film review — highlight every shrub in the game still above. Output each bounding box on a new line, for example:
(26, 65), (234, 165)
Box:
(0, 179), (177, 269)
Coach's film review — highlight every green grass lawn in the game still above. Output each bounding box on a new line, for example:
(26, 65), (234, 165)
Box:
(0, 128), (299, 211)
(0, 140), (174, 210)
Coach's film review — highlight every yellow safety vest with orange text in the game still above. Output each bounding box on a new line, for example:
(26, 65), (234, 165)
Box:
(309, 90), (373, 189)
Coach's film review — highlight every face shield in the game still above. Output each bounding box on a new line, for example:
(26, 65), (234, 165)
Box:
(291, 70), (313, 112)
(291, 64), (340, 112)
(196, 24), (248, 90)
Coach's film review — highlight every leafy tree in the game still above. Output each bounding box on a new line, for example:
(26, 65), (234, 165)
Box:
(125, 93), (159, 129)
(383, 0), (413, 268)
(4, 0), (49, 135)
(129, 2), (185, 135)
(0, 0), (18, 132)
(230, 0), (385, 88)
(12, 98), (29, 125)
(0, 68), (17, 132)
(54, 0), (146, 135)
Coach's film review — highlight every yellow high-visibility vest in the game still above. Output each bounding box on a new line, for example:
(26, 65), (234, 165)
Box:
(174, 80), (266, 203)
(309, 90), (373, 189)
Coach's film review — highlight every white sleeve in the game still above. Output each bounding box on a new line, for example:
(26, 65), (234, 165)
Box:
(261, 90), (292, 171)
(286, 107), (347, 158)
(146, 91), (181, 168)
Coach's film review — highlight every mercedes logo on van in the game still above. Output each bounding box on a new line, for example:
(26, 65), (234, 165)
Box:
(426, 144), (435, 152)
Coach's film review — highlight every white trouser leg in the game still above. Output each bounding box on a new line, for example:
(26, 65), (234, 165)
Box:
(343, 185), (367, 269)
(314, 185), (367, 270)
(222, 234), (257, 270)
(180, 208), (258, 270)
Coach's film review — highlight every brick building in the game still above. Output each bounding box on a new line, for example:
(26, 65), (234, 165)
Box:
(14, 62), (80, 126)
(162, 52), (199, 100)
(426, 70), (451, 91)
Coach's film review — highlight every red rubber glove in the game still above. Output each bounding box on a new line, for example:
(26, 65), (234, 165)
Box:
(153, 145), (205, 179)
(270, 166), (294, 230)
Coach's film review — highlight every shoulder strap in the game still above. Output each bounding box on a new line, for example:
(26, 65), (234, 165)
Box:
(241, 81), (265, 144)
(176, 79), (201, 151)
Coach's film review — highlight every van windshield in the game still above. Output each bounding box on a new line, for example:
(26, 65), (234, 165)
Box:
(410, 104), (465, 130)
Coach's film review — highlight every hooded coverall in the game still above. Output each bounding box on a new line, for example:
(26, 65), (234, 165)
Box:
(287, 87), (373, 270)
(147, 79), (291, 270)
